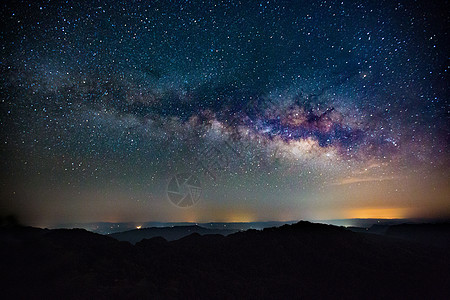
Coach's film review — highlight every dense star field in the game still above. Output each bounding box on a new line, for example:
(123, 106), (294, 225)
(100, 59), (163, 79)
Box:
(0, 0), (448, 226)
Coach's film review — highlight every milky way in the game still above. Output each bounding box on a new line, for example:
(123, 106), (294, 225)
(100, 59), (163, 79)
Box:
(1, 1), (448, 225)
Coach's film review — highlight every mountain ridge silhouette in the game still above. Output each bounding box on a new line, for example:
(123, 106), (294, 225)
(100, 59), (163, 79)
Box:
(110, 224), (237, 243)
(1, 221), (449, 299)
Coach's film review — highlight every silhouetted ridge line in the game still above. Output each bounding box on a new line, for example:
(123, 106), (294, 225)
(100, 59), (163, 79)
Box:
(110, 224), (237, 243)
(0, 221), (449, 299)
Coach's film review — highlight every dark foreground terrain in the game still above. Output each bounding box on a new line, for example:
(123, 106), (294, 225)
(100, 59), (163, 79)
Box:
(1, 221), (449, 299)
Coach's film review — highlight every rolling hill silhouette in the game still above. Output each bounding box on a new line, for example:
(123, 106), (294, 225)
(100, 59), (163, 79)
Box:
(110, 225), (237, 243)
(1, 221), (449, 299)
(385, 223), (450, 249)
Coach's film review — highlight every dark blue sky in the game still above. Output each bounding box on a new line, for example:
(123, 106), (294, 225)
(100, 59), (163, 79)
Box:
(1, 0), (448, 226)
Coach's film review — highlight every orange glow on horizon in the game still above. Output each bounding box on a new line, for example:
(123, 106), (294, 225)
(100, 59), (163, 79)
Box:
(345, 207), (411, 219)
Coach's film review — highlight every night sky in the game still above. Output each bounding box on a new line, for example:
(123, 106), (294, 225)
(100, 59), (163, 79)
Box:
(1, 0), (449, 227)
